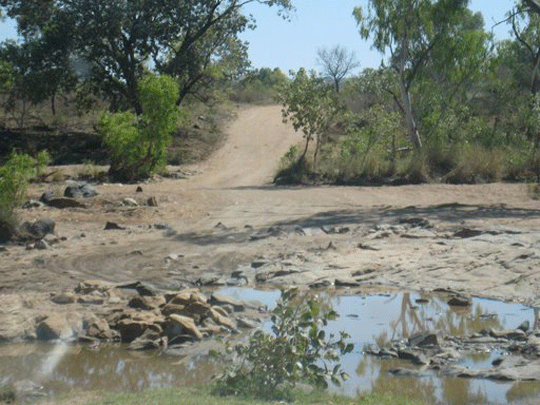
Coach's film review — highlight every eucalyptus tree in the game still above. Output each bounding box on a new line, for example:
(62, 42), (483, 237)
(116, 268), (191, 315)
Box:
(354, 0), (472, 149)
(0, 0), (294, 114)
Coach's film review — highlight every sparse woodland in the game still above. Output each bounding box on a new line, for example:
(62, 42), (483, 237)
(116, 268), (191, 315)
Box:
(1, 0), (540, 187)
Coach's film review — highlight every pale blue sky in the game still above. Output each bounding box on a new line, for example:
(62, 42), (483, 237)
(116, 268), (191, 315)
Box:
(240, 0), (515, 72)
(0, 0), (518, 73)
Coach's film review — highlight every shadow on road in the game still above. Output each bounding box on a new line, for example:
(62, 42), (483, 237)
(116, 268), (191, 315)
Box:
(169, 202), (540, 247)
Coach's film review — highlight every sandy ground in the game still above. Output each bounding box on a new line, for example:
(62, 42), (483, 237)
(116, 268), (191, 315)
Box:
(2, 104), (540, 305)
(4, 104), (540, 405)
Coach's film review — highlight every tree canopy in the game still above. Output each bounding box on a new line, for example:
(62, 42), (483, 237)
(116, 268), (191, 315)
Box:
(0, 0), (294, 113)
(354, 0), (473, 149)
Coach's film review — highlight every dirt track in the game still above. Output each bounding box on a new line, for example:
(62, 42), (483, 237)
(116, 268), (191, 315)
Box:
(3, 104), (540, 306)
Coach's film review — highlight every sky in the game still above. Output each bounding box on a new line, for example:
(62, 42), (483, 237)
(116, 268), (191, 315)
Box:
(0, 0), (518, 74)
(239, 0), (515, 73)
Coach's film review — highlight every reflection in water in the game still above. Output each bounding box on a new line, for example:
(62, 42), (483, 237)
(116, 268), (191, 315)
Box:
(323, 290), (539, 404)
(37, 341), (70, 380)
(0, 289), (539, 405)
(0, 343), (222, 396)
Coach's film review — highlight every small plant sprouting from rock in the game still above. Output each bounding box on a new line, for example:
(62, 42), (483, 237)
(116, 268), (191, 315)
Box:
(213, 287), (354, 401)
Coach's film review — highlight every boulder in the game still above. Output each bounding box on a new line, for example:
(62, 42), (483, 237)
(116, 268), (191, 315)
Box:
(489, 328), (527, 341)
(397, 348), (429, 365)
(36, 314), (73, 341)
(237, 317), (261, 329)
(33, 240), (50, 250)
(184, 301), (211, 316)
(447, 294), (472, 307)
(210, 306), (229, 318)
(128, 329), (167, 351)
(115, 319), (160, 343)
(21, 200), (44, 209)
(123, 198), (138, 207)
(166, 289), (207, 305)
(164, 314), (203, 340)
(39, 190), (57, 204)
(51, 292), (77, 305)
(75, 280), (115, 295)
(104, 222), (125, 230)
(86, 319), (118, 340)
(64, 183), (99, 198)
(77, 294), (105, 305)
(19, 218), (55, 239)
(210, 293), (246, 312)
(408, 332), (441, 347)
(147, 196), (158, 207)
(518, 320), (530, 332)
(128, 295), (165, 311)
(208, 307), (236, 331)
(161, 304), (186, 316)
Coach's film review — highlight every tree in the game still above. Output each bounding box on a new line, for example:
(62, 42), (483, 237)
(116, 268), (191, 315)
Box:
(0, 0), (294, 114)
(98, 74), (184, 182)
(354, 0), (470, 149)
(279, 68), (343, 167)
(524, 0), (540, 14)
(415, 10), (492, 144)
(316, 45), (360, 93)
(508, 3), (540, 95)
(0, 36), (76, 125)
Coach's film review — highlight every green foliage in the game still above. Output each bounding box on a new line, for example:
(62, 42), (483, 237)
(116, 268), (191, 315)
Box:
(279, 144), (300, 170)
(279, 68), (343, 166)
(230, 67), (289, 104)
(0, 150), (50, 241)
(354, 0), (485, 149)
(338, 105), (403, 181)
(214, 288), (353, 401)
(99, 74), (184, 182)
(1, 0), (293, 112)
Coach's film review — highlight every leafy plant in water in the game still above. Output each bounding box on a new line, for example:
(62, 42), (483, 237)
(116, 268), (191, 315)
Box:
(214, 287), (353, 401)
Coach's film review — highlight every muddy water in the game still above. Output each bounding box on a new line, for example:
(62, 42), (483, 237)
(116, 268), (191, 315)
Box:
(0, 289), (539, 404)
(0, 343), (223, 398)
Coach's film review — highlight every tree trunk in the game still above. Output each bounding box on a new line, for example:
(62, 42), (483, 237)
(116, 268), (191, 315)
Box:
(397, 32), (423, 150)
(399, 78), (422, 149)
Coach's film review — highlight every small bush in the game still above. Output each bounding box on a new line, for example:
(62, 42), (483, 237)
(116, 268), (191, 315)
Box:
(214, 288), (353, 401)
(274, 155), (313, 184)
(0, 150), (49, 242)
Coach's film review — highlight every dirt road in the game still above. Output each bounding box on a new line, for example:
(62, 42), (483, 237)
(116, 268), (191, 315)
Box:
(2, 104), (540, 307)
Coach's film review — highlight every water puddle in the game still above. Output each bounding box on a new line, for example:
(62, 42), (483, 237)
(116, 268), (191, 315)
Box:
(1, 288), (539, 404)
(219, 287), (540, 405)
(0, 343), (223, 398)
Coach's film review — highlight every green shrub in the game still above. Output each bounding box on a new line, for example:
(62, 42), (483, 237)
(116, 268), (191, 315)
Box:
(99, 74), (186, 182)
(214, 288), (353, 401)
(0, 150), (50, 242)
